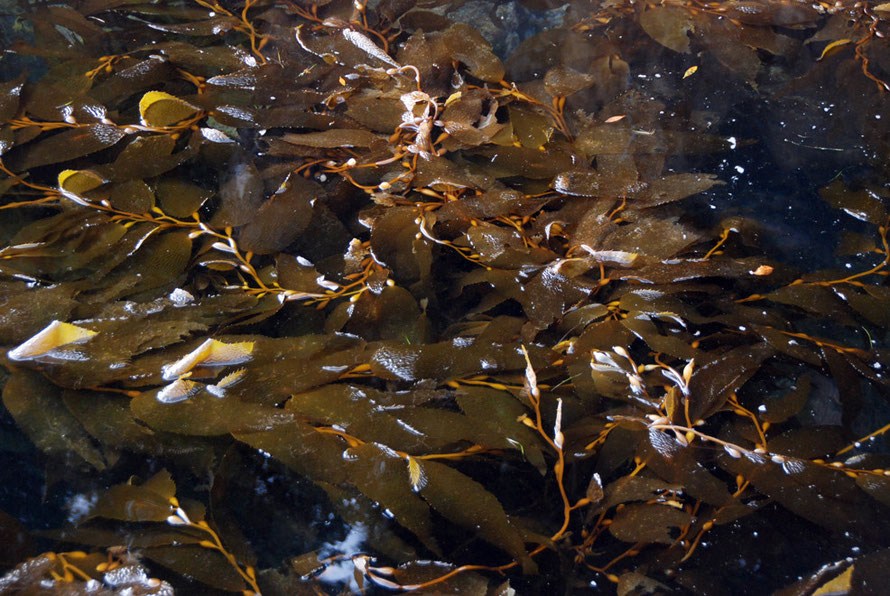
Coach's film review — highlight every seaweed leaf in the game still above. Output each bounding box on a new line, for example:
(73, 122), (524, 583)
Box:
(416, 458), (536, 573)
(138, 91), (200, 127)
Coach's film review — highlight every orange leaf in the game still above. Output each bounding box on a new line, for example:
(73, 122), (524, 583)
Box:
(817, 39), (852, 62)
(751, 265), (774, 276)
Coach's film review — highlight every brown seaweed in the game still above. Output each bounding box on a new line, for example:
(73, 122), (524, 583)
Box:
(1, 0), (890, 594)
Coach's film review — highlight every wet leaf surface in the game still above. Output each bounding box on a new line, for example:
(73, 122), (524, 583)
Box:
(639, 6), (694, 54)
(343, 443), (441, 555)
(132, 387), (294, 436)
(143, 544), (248, 592)
(7, 125), (126, 171)
(238, 177), (319, 255)
(1, 370), (105, 469)
(88, 469), (175, 522)
(211, 160), (264, 227)
(417, 458), (536, 573)
(608, 503), (692, 544)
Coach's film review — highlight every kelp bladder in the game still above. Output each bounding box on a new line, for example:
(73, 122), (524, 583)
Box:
(1, 0), (890, 594)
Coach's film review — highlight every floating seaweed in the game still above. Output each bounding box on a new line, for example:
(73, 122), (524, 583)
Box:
(1, 0), (890, 594)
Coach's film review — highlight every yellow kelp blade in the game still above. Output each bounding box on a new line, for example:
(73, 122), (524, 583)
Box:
(58, 169), (105, 195)
(138, 91), (199, 127)
(206, 368), (247, 398)
(8, 320), (98, 360)
(161, 339), (254, 381)
(813, 564), (853, 595)
(817, 39), (852, 62)
(407, 456), (427, 492)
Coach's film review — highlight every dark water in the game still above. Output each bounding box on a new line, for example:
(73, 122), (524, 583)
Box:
(1, 1), (890, 594)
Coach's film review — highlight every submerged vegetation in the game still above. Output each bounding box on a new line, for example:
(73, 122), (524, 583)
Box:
(1, 0), (890, 593)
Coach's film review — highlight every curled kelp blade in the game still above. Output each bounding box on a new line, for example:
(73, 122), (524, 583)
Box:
(161, 339), (254, 381)
(156, 378), (203, 404)
(206, 368), (246, 398)
(8, 321), (97, 361)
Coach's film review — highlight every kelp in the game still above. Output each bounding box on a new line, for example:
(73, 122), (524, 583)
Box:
(1, 0), (890, 594)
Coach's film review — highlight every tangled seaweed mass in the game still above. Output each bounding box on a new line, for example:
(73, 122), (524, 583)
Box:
(1, 0), (890, 593)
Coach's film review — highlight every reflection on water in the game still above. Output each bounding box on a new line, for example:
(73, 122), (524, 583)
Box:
(1, 0), (890, 594)
(317, 522), (367, 588)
